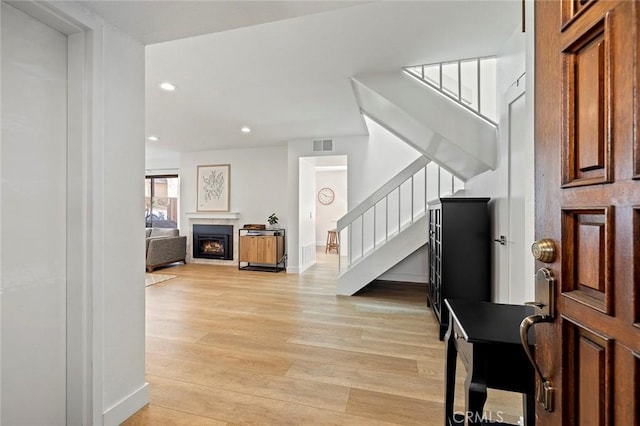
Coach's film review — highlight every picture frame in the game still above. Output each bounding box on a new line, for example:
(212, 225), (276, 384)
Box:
(197, 164), (230, 212)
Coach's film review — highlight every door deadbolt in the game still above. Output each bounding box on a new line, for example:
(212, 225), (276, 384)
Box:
(531, 239), (556, 263)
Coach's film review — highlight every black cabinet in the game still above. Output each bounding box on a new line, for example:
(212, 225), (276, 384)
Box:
(428, 197), (490, 340)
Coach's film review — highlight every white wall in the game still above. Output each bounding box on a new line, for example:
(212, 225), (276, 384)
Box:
(180, 146), (288, 263)
(349, 116), (422, 207)
(379, 249), (429, 283)
(426, 162), (440, 200)
(315, 169), (347, 245)
(463, 23), (534, 304)
(298, 158), (317, 269)
(101, 18), (147, 423)
(0, 2), (147, 425)
(180, 145), (287, 225)
(145, 147), (180, 175)
(1, 3), (3, 416)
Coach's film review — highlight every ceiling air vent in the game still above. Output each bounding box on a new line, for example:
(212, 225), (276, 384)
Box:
(312, 139), (333, 152)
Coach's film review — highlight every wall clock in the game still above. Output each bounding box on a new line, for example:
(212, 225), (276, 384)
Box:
(317, 187), (335, 205)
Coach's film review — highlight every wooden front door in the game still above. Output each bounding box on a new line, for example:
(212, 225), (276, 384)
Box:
(535, 1), (640, 424)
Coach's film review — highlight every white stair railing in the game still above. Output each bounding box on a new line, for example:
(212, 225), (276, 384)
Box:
(404, 57), (497, 125)
(337, 156), (431, 275)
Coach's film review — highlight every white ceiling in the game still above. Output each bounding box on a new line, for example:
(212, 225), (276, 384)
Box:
(78, 1), (521, 156)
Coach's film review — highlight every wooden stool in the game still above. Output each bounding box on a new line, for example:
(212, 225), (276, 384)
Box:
(325, 229), (339, 254)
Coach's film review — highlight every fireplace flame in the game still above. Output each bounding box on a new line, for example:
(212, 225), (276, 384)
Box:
(201, 241), (223, 254)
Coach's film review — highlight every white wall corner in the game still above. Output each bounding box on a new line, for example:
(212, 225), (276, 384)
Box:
(102, 382), (149, 426)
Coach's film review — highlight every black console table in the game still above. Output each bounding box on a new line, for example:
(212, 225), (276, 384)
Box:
(444, 299), (535, 426)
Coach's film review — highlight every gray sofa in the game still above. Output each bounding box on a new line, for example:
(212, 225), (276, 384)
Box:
(146, 228), (187, 272)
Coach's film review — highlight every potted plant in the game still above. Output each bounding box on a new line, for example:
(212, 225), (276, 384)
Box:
(267, 213), (279, 229)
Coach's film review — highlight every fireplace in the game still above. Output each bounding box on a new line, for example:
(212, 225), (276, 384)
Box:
(193, 224), (233, 260)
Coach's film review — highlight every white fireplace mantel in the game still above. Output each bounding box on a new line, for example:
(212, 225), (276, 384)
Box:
(184, 212), (240, 266)
(185, 212), (240, 220)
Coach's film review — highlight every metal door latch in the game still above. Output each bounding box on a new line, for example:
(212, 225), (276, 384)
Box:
(519, 267), (557, 412)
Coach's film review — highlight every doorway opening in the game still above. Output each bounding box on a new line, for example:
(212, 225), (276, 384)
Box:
(298, 155), (347, 270)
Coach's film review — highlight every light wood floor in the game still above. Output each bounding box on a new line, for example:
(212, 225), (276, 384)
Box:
(124, 250), (522, 425)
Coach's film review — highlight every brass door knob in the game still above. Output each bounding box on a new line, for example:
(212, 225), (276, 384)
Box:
(531, 239), (556, 263)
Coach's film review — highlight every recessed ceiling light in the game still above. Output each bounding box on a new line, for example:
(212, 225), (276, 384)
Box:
(159, 82), (176, 91)
(147, 136), (159, 141)
(240, 126), (251, 133)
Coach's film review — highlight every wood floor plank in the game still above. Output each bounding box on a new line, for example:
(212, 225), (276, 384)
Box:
(286, 332), (439, 360)
(146, 375), (402, 426)
(415, 348), (468, 380)
(194, 330), (421, 377)
(145, 319), (211, 343)
(149, 311), (365, 341)
(285, 360), (442, 402)
(361, 328), (440, 346)
(122, 404), (226, 426)
(128, 251), (522, 425)
(294, 310), (431, 335)
(146, 336), (292, 375)
(345, 388), (443, 426)
(146, 353), (350, 412)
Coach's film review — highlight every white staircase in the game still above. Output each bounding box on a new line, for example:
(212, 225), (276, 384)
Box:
(351, 69), (497, 180)
(336, 58), (499, 295)
(336, 157), (431, 295)
(336, 215), (428, 296)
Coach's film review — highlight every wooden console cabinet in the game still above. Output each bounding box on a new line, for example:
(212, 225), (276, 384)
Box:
(428, 197), (490, 340)
(238, 228), (286, 272)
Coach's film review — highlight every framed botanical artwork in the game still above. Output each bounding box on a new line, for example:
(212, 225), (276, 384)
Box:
(197, 164), (230, 212)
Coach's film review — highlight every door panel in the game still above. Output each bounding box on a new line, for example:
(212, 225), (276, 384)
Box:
(1, 3), (68, 424)
(561, 14), (612, 187)
(561, 207), (613, 313)
(561, 0), (599, 26)
(563, 318), (613, 426)
(536, 1), (640, 424)
(257, 236), (276, 264)
(239, 236), (257, 262)
(634, 208), (640, 324)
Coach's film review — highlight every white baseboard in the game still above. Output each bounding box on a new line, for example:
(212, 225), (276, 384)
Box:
(102, 382), (149, 426)
(286, 261), (314, 275)
(377, 272), (428, 284)
(288, 244), (316, 274)
(287, 266), (301, 274)
(299, 262), (313, 274)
